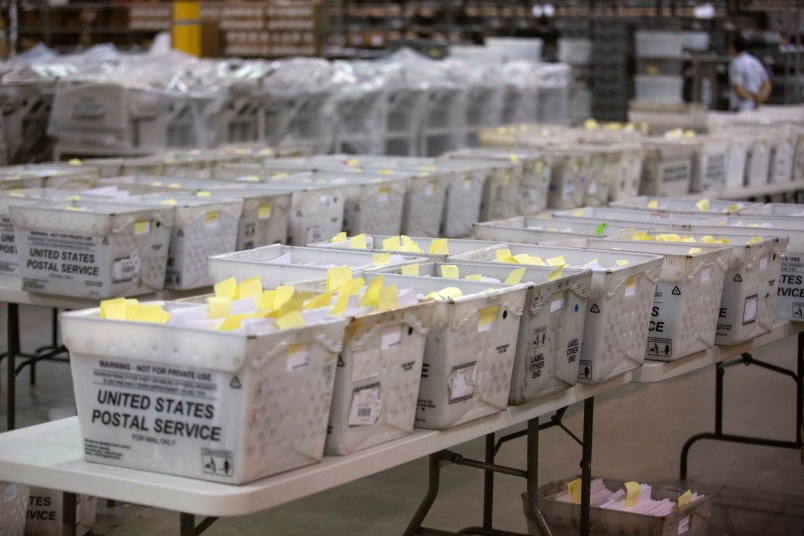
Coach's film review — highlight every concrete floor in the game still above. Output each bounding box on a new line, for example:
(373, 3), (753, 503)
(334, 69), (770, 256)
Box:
(1, 303), (803, 535)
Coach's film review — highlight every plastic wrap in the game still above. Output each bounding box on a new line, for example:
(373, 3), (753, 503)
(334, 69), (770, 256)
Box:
(440, 58), (506, 145)
(534, 63), (571, 126)
(330, 60), (389, 154)
(501, 61), (540, 124)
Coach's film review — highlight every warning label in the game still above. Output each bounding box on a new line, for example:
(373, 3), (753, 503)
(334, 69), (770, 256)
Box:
(647, 337), (673, 358)
(578, 360), (592, 380)
(792, 302), (804, 320)
(202, 448), (233, 477)
(0, 217), (18, 274)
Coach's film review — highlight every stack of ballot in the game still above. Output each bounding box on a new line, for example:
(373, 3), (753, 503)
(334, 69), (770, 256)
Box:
(551, 478), (705, 516)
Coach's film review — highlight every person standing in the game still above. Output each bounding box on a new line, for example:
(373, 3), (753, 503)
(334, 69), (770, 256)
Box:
(728, 34), (772, 111)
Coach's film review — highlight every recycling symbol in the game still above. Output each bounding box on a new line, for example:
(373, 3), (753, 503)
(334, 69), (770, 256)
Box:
(590, 303), (600, 314)
(230, 376), (242, 389)
(734, 274), (742, 282)
(672, 286), (681, 296)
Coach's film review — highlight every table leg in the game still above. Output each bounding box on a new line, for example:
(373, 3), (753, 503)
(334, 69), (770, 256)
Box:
(7, 302), (19, 430)
(483, 433), (494, 531)
(580, 397), (594, 536)
(526, 417), (553, 536)
(179, 513), (218, 536)
(62, 492), (77, 536)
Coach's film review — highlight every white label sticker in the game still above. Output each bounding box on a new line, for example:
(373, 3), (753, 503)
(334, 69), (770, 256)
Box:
(448, 363), (476, 403)
(352, 349), (381, 383)
(381, 326), (402, 350)
(743, 295), (758, 325)
(625, 277), (637, 297)
(462, 178), (472, 190)
(588, 180), (598, 195)
(2, 483), (17, 502)
(701, 266), (712, 282)
(286, 344), (310, 371)
(348, 384), (382, 426)
(677, 516), (690, 535)
(305, 226), (323, 244)
(319, 195), (331, 206)
(112, 251), (141, 283)
(760, 255), (769, 269)
(550, 298), (565, 312)
(425, 182), (436, 196)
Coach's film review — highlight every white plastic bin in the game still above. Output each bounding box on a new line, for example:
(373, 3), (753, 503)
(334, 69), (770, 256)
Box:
(685, 215), (804, 323)
(309, 234), (506, 262)
(768, 131), (796, 183)
(529, 477), (711, 536)
(453, 244), (663, 383)
(610, 196), (761, 214)
(446, 148), (553, 215)
(125, 194), (243, 290)
(25, 488), (97, 536)
(725, 136), (751, 189)
(61, 305), (349, 484)
(428, 261), (592, 403)
(689, 137), (731, 192)
(472, 217), (650, 245)
(0, 482), (30, 536)
(547, 148), (591, 209)
(10, 201), (174, 298)
(618, 231), (787, 345)
(590, 239), (729, 360)
(368, 274), (526, 429)
(325, 300), (436, 455)
(745, 137), (771, 186)
(640, 139), (694, 196)
(208, 244), (422, 287)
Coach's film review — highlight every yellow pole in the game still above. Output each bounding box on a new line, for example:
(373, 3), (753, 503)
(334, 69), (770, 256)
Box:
(172, 1), (201, 56)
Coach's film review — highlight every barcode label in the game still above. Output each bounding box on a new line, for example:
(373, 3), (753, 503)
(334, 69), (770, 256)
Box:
(112, 251), (141, 283)
(348, 383), (382, 426)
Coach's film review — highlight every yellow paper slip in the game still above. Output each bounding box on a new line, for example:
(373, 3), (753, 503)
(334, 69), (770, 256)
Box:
(207, 297), (231, 318)
(401, 263), (420, 276)
(504, 268), (526, 285)
(237, 277), (263, 299)
(547, 267), (563, 281)
(373, 253), (391, 267)
(382, 236), (402, 251)
(276, 310), (305, 330)
(351, 233), (368, 249)
(546, 255), (566, 267)
(378, 285), (398, 311)
(305, 291), (333, 310)
(126, 303), (171, 324)
(478, 306), (499, 331)
(496, 249), (514, 262)
(331, 231), (347, 243)
(274, 286), (296, 310)
(624, 481), (641, 507)
(327, 266), (353, 292)
(360, 276), (384, 308)
(567, 478), (582, 504)
(696, 198), (710, 212)
(214, 277), (238, 299)
(678, 490), (692, 507)
(465, 274), (482, 281)
(100, 298), (134, 319)
(646, 199), (659, 209)
(428, 238), (448, 255)
(258, 204), (272, 219)
(440, 264), (460, 279)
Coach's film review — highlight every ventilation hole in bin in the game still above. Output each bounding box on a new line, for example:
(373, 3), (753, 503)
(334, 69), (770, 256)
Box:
(408, 326), (414, 336)
(502, 310), (508, 319)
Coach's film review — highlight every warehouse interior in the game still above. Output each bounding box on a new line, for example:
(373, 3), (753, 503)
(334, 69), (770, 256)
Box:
(0, 1), (803, 536)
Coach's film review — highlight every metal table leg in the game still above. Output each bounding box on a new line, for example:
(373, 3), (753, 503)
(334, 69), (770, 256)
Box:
(580, 397), (594, 536)
(179, 513), (218, 536)
(62, 492), (77, 536)
(7, 302), (19, 430)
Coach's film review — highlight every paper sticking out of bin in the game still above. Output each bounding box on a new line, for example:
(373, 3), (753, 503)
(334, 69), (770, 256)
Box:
(610, 196), (761, 214)
(10, 200), (174, 298)
(377, 260), (592, 403)
(583, 238), (729, 361)
(116, 194), (244, 289)
(528, 477), (710, 536)
(208, 244), (424, 289)
(309, 233), (506, 261)
(453, 243), (662, 383)
(61, 290), (353, 484)
(684, 214), (804, 323)
(619, 230), (787, 345)
(96, 175), (293, 250)
(0, 482), (30, 536)
(446, 148), (553, 215)
(472, 216), (645, 245)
